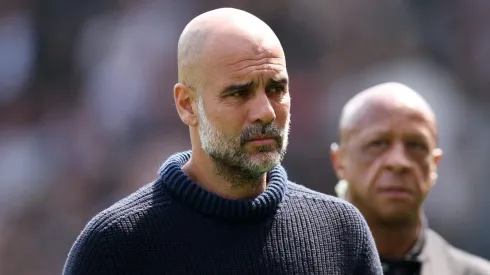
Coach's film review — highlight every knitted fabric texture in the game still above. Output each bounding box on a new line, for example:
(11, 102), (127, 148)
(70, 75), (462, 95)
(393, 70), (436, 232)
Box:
(63, 151), (382, 275)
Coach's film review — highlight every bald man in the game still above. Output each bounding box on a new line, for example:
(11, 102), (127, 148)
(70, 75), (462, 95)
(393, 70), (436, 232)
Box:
(331, 82), (490, 275)
(63, 8), (383, 275)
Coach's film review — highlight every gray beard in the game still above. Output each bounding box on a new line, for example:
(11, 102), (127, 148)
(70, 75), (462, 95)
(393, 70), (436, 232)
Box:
(197, 98), (289, 188)
(212, 158), (267, 188)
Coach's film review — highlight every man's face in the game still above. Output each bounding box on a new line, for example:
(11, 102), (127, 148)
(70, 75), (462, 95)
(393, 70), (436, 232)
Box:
(195, 38), (291, 179)
(336, 104), (441, 223)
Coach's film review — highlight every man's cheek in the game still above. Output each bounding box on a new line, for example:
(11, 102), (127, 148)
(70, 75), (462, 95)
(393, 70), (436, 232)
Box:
(363, 160), (383, 188)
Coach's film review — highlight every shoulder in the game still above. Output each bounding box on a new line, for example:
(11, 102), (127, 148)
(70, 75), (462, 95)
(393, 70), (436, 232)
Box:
(77, 179), (171, 242)
(427, 229), (490, 274)
(286, 181), (368, 227)
(287, 181), (360, 211)
(449, 247), (490, 275)
(285, 182), (381, 272)
(64, 180), (171, 274)
(448, 244), (490, 274)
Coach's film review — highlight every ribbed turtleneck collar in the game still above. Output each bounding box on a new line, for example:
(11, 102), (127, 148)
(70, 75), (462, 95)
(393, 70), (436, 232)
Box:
(158, 151), (288, 220)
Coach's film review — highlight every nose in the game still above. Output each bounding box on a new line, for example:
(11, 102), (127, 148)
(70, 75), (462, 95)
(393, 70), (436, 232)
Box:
(384, 142), (412, 173)
(249, 90), (276, 124)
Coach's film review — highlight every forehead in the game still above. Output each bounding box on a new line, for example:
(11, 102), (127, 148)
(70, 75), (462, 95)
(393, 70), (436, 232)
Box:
(349, 104), (437, 143)
(201, 36), (287, 86)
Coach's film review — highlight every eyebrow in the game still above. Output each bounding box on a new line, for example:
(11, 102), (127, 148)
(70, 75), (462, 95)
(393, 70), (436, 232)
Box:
(363, 131), (430, 143)
(219, 77), (289, 96)
(268, 77), (288, 86)
(220, 81), (254, 96)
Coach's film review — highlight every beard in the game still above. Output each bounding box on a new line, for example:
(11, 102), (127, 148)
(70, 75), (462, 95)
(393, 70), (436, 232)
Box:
(197, 95), (290, 185)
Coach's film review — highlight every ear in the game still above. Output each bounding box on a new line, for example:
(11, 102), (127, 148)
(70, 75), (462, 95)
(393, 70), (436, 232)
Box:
(429, 148), (443, 185)
(432, 148), (443, 166)
(330, 142), (345, 179)
(174, 83), (198, 127)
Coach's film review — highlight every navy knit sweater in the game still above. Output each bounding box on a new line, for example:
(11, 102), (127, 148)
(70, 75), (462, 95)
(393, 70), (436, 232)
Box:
(63, 151), (382, 275)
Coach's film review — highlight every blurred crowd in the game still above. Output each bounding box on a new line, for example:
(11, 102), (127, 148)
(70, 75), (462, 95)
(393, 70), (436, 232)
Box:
(1, 0), (490, 274)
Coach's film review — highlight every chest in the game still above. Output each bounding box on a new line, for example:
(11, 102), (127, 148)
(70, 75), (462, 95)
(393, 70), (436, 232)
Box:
(112, 213), (352, 274)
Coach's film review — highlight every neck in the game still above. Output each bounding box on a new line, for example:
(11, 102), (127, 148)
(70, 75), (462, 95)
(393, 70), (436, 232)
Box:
(369, 217), (421, 259)
(182, 148), (267, 199)
(344, 191), (423, 259)
(158, 151), (288, 220)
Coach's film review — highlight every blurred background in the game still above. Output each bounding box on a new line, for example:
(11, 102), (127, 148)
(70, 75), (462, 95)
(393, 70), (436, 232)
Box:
(1, 0), (490, 274)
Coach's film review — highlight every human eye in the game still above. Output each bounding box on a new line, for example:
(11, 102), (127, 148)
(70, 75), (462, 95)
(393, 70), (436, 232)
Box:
(406, 141), (428, 152)
(268, 86), (286, 94)
(370, 139), (389, 147)
(229, 89), (249, 97)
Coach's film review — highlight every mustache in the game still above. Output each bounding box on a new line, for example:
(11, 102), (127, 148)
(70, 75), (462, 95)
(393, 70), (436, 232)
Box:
(240, 123), (285, 144)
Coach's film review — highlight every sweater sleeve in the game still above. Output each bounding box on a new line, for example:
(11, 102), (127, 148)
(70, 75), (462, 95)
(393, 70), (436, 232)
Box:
(354, 210), (383, 275)
(62, 219), (118, 275)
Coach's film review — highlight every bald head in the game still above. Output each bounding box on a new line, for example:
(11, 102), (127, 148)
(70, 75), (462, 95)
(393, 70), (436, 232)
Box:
(177, 8), (283, 90)
(339, 82), (437, 144)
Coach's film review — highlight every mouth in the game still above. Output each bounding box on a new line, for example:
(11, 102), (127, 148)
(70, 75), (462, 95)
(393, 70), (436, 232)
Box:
(246, 135), (278, 146)
(377, 187), (413, 199)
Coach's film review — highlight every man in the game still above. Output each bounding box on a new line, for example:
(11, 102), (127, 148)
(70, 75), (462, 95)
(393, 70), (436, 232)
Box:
(63, 7), (383, 275)
(330, 82), (490, 275)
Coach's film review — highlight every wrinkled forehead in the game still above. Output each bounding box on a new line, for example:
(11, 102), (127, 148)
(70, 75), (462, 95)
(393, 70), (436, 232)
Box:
(201, 33), (286, 78)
